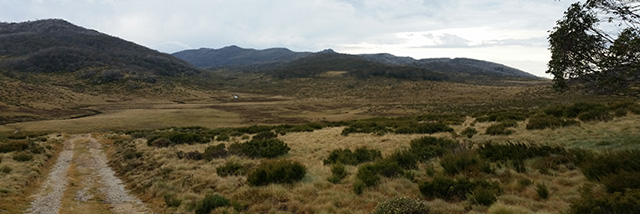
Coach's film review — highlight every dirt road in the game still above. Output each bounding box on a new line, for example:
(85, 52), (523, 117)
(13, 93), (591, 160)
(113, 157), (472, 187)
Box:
(25, 135), (150, 214)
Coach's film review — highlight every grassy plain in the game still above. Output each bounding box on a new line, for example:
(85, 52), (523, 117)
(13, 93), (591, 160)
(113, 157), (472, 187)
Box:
(1, 75), (639, 213)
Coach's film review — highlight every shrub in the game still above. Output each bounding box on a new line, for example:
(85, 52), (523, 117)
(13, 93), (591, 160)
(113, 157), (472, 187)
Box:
(388, 150), (418, 170)
(215, 134), (230, 141)
(1, 165), (11, 174)
(353, 181), (365, 195)
(374, 197), (430, 214)
(237, 139), (291, 158)
(252, 131), (277, 140)
(441, 151), (491, 175)
(373, 159), (404, 178)
(518, 178), (532, 188)
(327, 163), (348, 184)
(569, 189), (640, 214)
(247, 160), (306, 186)
(470, 186), (499, 206)
(203, 144), (227, 160)
(526, 114), (579, 130)
(394, 122), (453, 134)
(323, 147), (381, 165)
(536, 183), (549, 199)
(578, 106), (613, 122)
(419, 177), (501, 201)
(147, 131), (209, 147)
(600, 170), (640, 193)
(485, 123), (515, 135)
(122, 148), (142, 160)
(13, 152), (33, 162)
(356, 164), (381, 187)
(164, 194), (182, 207)
(216, 161), (251, 177)
(409, 137), (457, 161)
(475, 110), (530, 122)
(578, 150), (640, 183)
(478, 142), (567, 163)
(461, 127), (478, 138)
(0, 140), (29, 153)
(194, 194), (230, 214)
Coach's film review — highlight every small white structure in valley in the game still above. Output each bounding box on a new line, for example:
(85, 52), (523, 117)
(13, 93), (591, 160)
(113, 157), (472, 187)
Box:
(232, 94), (239, 99)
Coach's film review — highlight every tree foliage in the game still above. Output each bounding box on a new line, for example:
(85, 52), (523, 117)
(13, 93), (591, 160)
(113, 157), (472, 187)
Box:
(548, 0), (640, 94)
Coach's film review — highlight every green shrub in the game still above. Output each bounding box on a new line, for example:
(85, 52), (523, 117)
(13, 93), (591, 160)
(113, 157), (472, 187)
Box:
(394, 122), (453, 134)
(478, 142), (567, 163)
(237, 139), (291, 158)
(0, 140), (29, 153)
(569, 189), (640, 214)
(578, 150), (640, 183)
(536, 183), (549, 199)
(13, 152), (33, 162)
(409, 137), (457, 161)
(176, 151), (203, 160)
(247, 160), (306, 186)
(215, 134), (230, 141)
(1, 165), (11, 174)
(164, 194), (182, 207)
(148, 138), (172, 147)
(526, 114), (579, 130)
(203, 144), (227, 160)
(470, 186), (499, 206)
(518, 178), (532, 188)
(327, 164), (348, 184)
(419, 177), (502, 201)
(601, 170), (640, 193)
(356, 164), (381, 187)
(475, 110), (530, 122)
(374, 197), (430, 214)
(388, 150), (418, 170)
(194, 194), (230, 214)
(461, 127), (478, 138)
(578, 106), (613, 122)
(373, 159), (404, 178)
(485, 123), (515, 135)
(441, 151), (491, 175)
(353, 180), (365, 195)
(216, 161), (251, 177)
(252, 131), (277, 140)
(122, 148), (142, 160)
(147, 131), (209, 147)
(323, 147), (381, 165)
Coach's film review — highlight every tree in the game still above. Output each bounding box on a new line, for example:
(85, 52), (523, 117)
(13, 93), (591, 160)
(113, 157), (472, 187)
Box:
(548, 0), (640, 94)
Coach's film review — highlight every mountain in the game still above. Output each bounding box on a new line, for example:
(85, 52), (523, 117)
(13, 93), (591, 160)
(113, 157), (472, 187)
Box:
(172, 45), (311, 70)
(0, 19), (200, 83)
(174, 46), (539, 80)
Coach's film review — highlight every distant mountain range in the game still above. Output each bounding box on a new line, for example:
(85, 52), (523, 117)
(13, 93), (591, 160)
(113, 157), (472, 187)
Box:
(0, 19), (200, 83)
(173, 46), (538, 79)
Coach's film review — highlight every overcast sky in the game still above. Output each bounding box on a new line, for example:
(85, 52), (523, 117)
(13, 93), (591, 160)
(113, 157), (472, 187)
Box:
(1, 0), (579, 77)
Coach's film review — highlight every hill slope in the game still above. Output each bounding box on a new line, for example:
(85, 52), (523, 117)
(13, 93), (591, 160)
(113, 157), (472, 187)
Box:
(0, 19), (201, 83)
(174, 46), (539, 80)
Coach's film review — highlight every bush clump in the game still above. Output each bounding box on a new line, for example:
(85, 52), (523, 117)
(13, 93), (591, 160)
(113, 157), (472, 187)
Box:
(461, 127), (478, 138)
(0, 140), (30, 153)
(578, 150), (640, 192)
(252, 131), (278, 140)
(536, 183), (549, 199)
(374, 197), (430, 214)
(441, 150), (491, 175)
(394, 122), (453, 134)
(216, 161), (251, 177)
(147, 131), (210, 147)
(327, 163), (348, 184)
(232, 139), (291, 158)
(526, 114), (579, 130)
(570, 189), (640, 214)
(409, 137), (457, 161)
(164, 194), (182, 207)
(13, 152), (33, 162)
(470, 186), (499, 206)
(203, 144), (228, 160)
(419, 176), (502, 201)
(247, 160), (306, 186)
(194, 194), (230, 214)
(323, 147), (382, 165)
(485, 122), (515, 135)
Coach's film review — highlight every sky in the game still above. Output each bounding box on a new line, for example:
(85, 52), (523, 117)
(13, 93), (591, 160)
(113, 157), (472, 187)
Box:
(0, 0), (580, 77)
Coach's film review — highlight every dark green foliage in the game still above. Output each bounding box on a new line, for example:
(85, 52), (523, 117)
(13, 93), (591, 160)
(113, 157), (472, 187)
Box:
(216, 161), (251, 177)
(419, 177), (502, 202)
(356, 164), (381, 187)
(252, 131), (277, 140)
(577, 105), (613, 122)
(388, 150), (418, 170)
(518, 178), (532, 188)
(327, 163), (348, 184)
(536, 183), (550, 199)
(415, 114), (466, 125)
(238, 139), (290, 158)
(578, 150), (640, 192)
(409, 137), (457, 161)
(1, 165), (11, 174)
(460, 127), (478, 138)
(374, 197), (430, 214)
(122, 148), (142, 160)
(194, 194), (230, 214)
(203, 144), (227, 160)
(526, 114), (579, 130)
(176, 151), (203, 160)
(13, 152), (33, 162)
(485, 122), (515, 135)
(478, 142), (567, 162)
(164, 194), (182, 207)
(353, 181), (365, 195)
(147, 131), (209, 147)
(470, 186), (499, 206)
(323, 147), (382, 165)
(475, 110), (530, 122)
(373, 159), (405, 178)
(601, 170), (640, 193)
(570, 189), (640, 214)
(247, 160), (306, 186)
(440, 151), (491, 175)
(215, 134), (230, 141)
(341, 121), (390, 136)
(394, 122), (453, 134)
(0, 140), (29, 153)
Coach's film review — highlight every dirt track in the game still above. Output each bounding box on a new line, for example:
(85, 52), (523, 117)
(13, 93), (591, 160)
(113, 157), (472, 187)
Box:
(26, 135), (150, 214)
